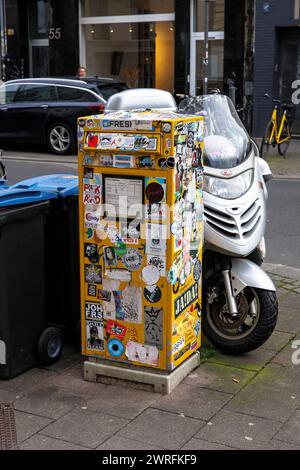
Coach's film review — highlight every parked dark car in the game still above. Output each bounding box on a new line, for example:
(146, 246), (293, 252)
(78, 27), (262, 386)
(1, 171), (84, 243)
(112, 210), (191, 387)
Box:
(78, 77), (128, 101)
(0, 78), (108, 155)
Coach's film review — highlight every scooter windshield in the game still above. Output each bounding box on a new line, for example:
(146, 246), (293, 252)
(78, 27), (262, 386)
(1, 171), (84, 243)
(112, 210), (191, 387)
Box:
(179, 94), (252, 169)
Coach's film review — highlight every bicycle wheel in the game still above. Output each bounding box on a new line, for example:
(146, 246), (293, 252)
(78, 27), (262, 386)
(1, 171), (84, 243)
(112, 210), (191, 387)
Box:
(278, 121), (291, 157)
(260, 121), (274, 158)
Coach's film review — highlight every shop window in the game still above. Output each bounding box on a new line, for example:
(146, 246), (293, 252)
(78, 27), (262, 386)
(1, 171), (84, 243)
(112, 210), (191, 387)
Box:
(83, 22), (174, 92)
(195, 0), (225, 32)
(82, 0), (175, 16)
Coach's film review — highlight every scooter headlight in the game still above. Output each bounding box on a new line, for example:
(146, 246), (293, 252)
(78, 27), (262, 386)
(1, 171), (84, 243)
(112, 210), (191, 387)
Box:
(204, 170), (253, 199)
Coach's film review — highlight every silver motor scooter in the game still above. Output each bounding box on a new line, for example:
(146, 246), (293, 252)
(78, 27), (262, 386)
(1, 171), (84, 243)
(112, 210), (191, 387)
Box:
(105, 89), (278, 355)
(178, 93), (278, 354)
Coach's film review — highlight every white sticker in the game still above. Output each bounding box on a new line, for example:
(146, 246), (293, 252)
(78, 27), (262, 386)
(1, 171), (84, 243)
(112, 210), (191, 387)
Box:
(122, 285), (142, 323)
(86, 320), (104, 351)
(105, 269), (132, 283)
(142, 265), (160, 285)
(145, 223), (167, 256)
(125, 341), (159, 366)
(172, 337), (185, 355)
(101, 280), (120, 320)
(147, 255), (166, 277)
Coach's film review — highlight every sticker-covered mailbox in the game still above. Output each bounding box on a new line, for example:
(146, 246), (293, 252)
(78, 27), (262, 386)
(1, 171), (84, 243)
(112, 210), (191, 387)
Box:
(78, 110), (204, 372)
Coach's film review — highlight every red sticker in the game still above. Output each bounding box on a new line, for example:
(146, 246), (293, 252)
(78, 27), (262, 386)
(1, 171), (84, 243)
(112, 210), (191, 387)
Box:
(106, 320), (127, 340)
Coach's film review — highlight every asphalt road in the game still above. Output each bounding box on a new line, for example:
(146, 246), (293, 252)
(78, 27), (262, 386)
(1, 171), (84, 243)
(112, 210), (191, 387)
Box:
(2, 153), (300, 268)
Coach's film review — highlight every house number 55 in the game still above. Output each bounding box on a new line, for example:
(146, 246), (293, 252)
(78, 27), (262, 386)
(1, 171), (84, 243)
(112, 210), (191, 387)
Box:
(49, 28), (61, 40)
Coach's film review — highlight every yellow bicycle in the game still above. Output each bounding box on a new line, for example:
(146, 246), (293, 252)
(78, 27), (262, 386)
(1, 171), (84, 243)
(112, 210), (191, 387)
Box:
(260, 93), (294, 158)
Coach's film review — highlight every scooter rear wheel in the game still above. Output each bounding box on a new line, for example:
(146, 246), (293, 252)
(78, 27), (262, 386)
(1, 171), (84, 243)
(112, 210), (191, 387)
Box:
(203, 287), (278, 355)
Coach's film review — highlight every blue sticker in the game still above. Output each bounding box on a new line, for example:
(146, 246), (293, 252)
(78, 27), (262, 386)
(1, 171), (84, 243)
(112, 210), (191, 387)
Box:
(108, 338), (125, 357)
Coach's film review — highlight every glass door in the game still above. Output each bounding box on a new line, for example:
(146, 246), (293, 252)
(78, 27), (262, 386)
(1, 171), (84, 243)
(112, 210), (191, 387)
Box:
(29, 39), (49, 77)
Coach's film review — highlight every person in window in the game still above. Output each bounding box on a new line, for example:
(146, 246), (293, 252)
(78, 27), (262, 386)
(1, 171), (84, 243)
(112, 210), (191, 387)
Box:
(77, 66), (87, 78)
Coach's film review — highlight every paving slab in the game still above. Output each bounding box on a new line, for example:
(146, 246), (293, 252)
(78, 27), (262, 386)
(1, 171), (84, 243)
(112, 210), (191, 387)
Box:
(208, 348), (276, 372)
(152, 383), (232, 421)
(15, 411), (52, 444)
(86, 385), (161, 420)
(0, 389), (21, 403)
(41, 408), (129, 449)
(262, 331), (294, 352)
(275, 410), (300, 445)
(42, 347), (82, 373)
(275, 311), (300, 334)
(262, 439), (300, 450)
(117, 408), (206, 450)
(196, 409), (282, 450)
(184, 363), (255, 395)
(271, 340), (299, 366)
(97, 436), (162, 450)
(181, 438), (237, 450)
(225, 383), (300, 423)
(46, 363), (107, 397)
(249, 363), (300, 393)
(0, 368), (57, 395)
(14, 384), (87, 420)
(20, 434), (90, 450)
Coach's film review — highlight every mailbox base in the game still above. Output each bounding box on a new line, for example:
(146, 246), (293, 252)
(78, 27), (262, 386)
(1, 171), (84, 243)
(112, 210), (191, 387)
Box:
(83, 352), (200, 395)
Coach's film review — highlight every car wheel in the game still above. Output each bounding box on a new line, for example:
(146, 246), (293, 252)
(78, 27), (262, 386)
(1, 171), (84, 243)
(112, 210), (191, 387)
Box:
(47, 122), (76, 155)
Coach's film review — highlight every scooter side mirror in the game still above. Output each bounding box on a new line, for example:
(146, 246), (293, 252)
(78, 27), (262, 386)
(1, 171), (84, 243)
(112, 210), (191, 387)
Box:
(256, 154), (273, 184)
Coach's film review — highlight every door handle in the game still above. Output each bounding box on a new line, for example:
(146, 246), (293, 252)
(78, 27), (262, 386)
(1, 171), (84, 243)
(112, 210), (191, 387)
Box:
(0, 107), (8, 111)
(40, 104), (49, 109)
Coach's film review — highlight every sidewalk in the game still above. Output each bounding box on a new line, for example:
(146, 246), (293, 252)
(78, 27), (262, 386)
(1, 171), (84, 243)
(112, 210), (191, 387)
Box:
(254, 138), (300, 179)
(1, 264), (300, 450)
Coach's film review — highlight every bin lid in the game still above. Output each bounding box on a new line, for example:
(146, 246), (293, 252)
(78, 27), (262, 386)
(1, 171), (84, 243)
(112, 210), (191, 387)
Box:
(0, 188), (58, 207)
(11, 174), (78, 197)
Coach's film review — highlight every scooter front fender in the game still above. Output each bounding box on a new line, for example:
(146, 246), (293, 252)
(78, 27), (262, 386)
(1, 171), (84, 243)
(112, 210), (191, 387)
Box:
(231, 258), (276, 295)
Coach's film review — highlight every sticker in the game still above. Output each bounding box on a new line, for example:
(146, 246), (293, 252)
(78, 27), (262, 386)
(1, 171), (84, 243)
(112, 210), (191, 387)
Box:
(83, 154), (93, 165)
(158, 157), (175, 169)
(104, 246), (118, 267)
(86, 118), (96, 129)
(122, 248), (142, 272)
(101, 280), (120, 320)
(145, 178), (166, 204)
(84, 243), (99, 264)
(83, 183), (101, 205)
(113, 155), (134, 168)
(174, 343), (190, 362)
(144, 285), (162, 303)
(161, 122), (171, 133)
(106, 320), (127, 340)
(193, 259), (202, 282)
(144, 307), (163, 349)
(99, 154), (114, 167)
(83, 167), (94, 179)
(98, 290), (112, 302)
(105, 269), (132, 283)
(174, 283), (199, 318)
(86, 133), (99, 148)
(172, 337), (185, 355)
(136, 156), (154, 169)
(85, 227), (94, 240)
(187, 131), (194, 148)
(104, 177), (143, 218)
(125, 341), (159, 366)
(107, 338), (124, 357)
(145, 223), (167, 256)
(85, 265), (102, 284)
(102, 119), (133, 130)
(78, 128), (84, 142)
(142, 265), (160, 285)
(122, 284), (142, 323)
(113, 291), (125, 320)
(86, 321), (104, 351)
(194, 319), (201, 337)
(85, 302), (103, 321)
(87, 284), (97, 297)
(120, 222), (141, 240)
(78, 118), (86, 127)
(147, 255), (166, 276)
(84, 205), (101, 229)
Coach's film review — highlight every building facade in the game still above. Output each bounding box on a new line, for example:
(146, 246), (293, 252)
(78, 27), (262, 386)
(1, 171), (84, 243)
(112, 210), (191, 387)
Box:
(253, 0), (300, 136)
(0, 1), (254, 128)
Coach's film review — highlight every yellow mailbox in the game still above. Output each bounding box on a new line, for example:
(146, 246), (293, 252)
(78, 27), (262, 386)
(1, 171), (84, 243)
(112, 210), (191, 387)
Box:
(78, 110), (204, 373)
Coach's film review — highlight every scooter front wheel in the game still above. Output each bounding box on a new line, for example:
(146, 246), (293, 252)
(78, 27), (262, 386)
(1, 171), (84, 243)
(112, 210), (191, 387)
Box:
(203, 287), (278, 355)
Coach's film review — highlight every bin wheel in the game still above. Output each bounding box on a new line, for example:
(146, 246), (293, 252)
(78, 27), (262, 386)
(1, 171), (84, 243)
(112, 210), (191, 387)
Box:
(38, 327), (64, 366)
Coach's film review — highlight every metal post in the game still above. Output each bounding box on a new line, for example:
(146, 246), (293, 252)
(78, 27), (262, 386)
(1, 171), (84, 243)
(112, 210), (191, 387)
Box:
(203, 0), (209, 94)
(0, 0), (7, 82)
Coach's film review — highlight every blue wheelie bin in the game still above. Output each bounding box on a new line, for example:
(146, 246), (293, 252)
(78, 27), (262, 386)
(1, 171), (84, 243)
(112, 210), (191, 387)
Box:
(0, 174), (79, 379)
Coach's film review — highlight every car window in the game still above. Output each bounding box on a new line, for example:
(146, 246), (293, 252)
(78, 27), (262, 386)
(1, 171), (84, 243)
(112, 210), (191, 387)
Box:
(97, 84), (128, 100)
(57, 86), (99, 102)
(0, 84), (19, 104)
(16, 84), (57, 102)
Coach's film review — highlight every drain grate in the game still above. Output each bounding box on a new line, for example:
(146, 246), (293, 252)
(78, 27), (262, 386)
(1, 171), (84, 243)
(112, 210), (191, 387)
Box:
(0, 403), (18, 450)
